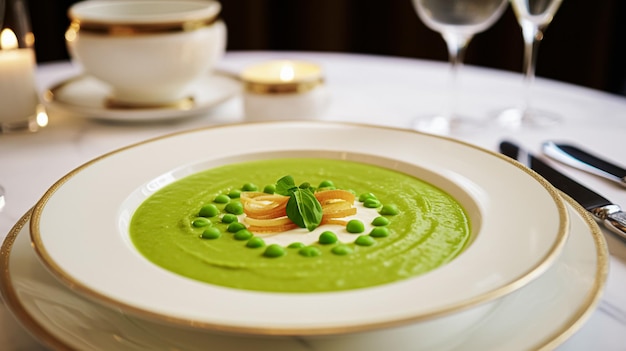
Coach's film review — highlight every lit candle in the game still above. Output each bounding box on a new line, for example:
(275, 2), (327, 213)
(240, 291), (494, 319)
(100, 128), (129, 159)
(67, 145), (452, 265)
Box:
(0, 28), (39, 125)
(240, 60), (328, 120)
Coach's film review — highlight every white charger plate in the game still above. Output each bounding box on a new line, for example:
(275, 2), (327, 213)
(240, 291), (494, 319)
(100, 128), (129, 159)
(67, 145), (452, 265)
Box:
(42, 71), (241, 121)
(29, 121), (568, 335)
(1, 195), (607, 350)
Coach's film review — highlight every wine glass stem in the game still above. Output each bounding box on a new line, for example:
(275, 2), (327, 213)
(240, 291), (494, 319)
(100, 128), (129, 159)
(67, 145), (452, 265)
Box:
(442, 32), (471, 120)
(521, 20), (543, 113)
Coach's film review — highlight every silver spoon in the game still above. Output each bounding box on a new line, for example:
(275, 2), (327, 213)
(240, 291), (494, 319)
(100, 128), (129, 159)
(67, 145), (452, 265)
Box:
(542, 141), (626, 188)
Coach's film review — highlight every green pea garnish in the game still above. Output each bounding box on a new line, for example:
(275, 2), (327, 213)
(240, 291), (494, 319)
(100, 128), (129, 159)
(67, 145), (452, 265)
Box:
(364, 198), (381, 208)
(299, 246), (321, 257)
(221, 214), (238, 224)
(370, 227), (389, 238)
(380, 204), (399, 216)
(358, 192), (376, 202)
(199, 204), (219, 218)
(371, 216), (389, 226)
(213, 194), (230, 204)
(200, 227), (221, 239)
(264, 244), (286, 258)
(355, 235), (375, 246)
(228, 189), (241, 198)
(225, 202), (244, 215)
(287, 242), (305, 249)
(263, 184), (276, 194)
(192, 218), (210, 228)
(319, 231), (338, 244)
(331, 244), (353, 256)
(318, 180), (335, 189)
(234, 229), (253, 240)
(346, 219), (365, 233)
(246, 237), (265, 248)
(242, 183), (258, 191)
(227, 222), (246, 233)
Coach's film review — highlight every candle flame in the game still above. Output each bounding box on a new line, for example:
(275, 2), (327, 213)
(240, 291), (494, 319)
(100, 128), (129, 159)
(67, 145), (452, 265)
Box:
(0, 28), (19, 50)
(36, 105), (49, 128)
(279, 65), (295, 82)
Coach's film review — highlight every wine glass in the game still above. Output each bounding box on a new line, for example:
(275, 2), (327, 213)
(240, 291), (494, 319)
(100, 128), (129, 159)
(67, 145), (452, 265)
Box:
(411, 0), (508, 135)
(494, 0), (563, 129)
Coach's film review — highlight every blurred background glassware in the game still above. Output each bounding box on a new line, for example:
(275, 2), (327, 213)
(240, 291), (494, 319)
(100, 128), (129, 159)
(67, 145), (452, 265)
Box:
(241, 60), (329, 121)
(411, 0), (508, 135)
(65, 0), (226, 107)
(0, 184), (5, 212)
(494, 0), (563, 129)
(0, 0), (48, 133)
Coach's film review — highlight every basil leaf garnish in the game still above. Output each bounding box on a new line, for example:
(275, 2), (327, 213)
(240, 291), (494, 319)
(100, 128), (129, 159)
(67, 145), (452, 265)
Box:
(286, 195), (305, 228)
(276, 175), (297, 196)
(294, 188), (323, 231)
(279, 175), (323, 231)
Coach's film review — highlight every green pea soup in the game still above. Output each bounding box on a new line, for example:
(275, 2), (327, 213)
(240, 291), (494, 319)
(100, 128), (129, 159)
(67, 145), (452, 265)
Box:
(129, 157), (472, 293)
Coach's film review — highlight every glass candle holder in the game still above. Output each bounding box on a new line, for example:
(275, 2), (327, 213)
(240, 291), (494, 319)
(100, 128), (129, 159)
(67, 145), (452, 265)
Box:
(0, 0), (47, 133)
(240, 60), (329, 121)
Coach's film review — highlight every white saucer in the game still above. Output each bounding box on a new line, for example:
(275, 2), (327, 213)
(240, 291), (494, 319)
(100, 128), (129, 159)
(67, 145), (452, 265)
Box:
(0, 194), (608, 351)
(42, 72), (241, 122)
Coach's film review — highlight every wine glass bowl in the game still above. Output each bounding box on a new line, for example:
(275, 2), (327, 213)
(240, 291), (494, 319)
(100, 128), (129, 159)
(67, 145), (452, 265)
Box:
(414, 0), (508, 34)
(411, 0), (508, 135)
(512, 0), (562, 30)
(494, 0), (563, 129)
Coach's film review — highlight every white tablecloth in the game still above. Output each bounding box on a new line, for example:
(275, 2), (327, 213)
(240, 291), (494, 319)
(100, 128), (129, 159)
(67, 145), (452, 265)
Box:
(1, 51), (625, 350)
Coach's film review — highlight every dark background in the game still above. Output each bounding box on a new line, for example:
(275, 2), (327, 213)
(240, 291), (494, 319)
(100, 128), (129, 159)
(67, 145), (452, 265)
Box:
(27, 0), (626, 96)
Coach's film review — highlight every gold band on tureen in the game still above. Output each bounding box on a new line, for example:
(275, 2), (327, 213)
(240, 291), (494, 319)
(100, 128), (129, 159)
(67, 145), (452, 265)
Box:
(67, 16), (219, 36)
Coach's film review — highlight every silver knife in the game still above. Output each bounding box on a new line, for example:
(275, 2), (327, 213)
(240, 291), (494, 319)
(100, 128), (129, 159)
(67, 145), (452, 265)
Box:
(542, 141), (626, 187)
(499, 140), (626, 240)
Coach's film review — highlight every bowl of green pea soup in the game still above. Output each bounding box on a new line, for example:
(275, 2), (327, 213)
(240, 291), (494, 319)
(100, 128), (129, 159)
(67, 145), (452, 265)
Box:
(30, 121), (568, 336)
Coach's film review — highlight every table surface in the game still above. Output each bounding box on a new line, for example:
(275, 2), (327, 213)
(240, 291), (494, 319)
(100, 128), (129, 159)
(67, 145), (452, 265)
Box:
(1, 51), (626, 350)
